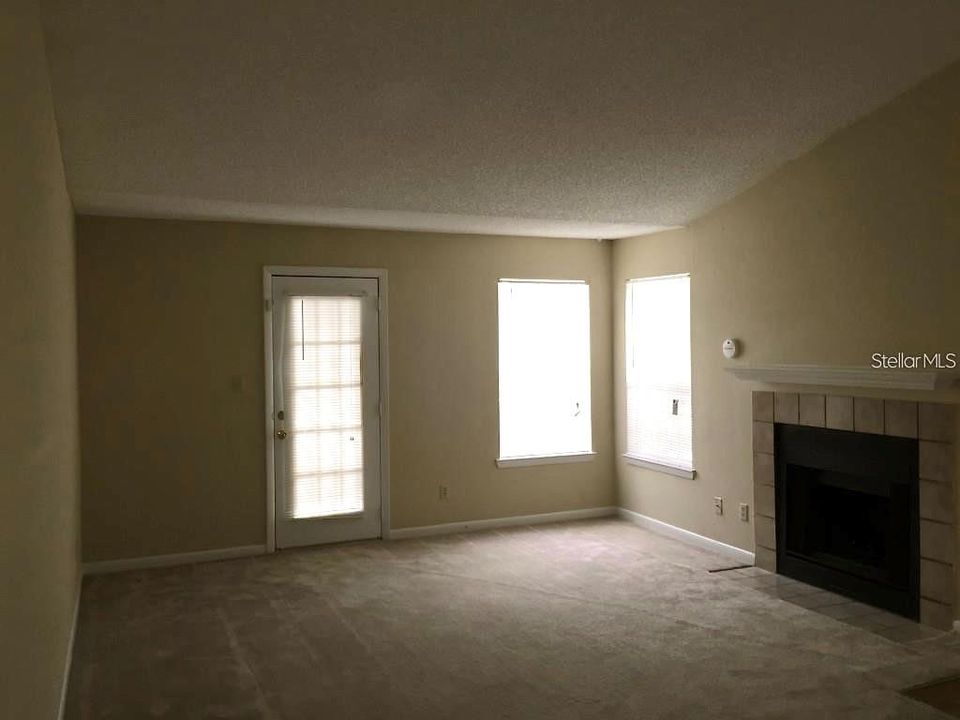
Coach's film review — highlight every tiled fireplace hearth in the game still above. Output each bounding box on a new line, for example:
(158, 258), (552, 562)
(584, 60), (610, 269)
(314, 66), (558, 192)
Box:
(752, 392), (957, 629)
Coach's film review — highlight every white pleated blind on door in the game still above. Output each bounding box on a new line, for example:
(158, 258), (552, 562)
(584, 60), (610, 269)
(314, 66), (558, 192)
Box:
(282, 296), (364, 519)
(625, 275), (692, 470)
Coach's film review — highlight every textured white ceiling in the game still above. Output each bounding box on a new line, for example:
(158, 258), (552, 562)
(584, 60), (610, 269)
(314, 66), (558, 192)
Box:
(41, 1), (960, 238)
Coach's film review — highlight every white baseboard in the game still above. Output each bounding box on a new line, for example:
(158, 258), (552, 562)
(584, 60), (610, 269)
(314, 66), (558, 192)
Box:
(82, 544), (266, 575)
(618, 508), (755, 565)
(58, 580), (81, 720)
(80, 510), (752, 573)
(388, 506), (617, 540)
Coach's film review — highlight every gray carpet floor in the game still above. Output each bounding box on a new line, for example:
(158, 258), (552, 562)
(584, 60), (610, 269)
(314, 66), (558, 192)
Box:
(66, 519), (960, 718)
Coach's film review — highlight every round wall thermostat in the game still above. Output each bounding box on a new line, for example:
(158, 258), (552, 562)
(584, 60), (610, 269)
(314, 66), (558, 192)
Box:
(722, 338), (738, 359)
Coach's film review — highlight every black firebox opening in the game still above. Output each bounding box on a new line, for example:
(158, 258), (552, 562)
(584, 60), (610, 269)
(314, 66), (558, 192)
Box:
(775, 424), (919, 619)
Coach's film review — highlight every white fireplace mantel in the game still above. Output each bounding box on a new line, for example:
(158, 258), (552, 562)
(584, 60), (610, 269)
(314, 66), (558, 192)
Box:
(725, 364), (958, 391)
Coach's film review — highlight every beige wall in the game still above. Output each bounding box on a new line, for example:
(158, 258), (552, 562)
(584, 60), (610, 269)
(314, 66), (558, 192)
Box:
(614, 61), (960, 552)
(0, 3), (81, 718)
(77, 219), (615, 561)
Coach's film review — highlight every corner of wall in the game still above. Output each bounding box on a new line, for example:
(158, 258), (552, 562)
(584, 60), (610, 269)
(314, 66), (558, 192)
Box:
(1, 3), (82, 717)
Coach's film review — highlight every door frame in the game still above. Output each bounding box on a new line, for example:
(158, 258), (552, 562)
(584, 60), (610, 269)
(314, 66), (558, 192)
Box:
(262, 266), (391, 552)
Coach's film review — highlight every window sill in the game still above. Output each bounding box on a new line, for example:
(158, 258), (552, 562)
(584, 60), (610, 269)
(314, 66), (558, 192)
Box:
(623, 454), (696, 479)
(497, 452), (597, 468)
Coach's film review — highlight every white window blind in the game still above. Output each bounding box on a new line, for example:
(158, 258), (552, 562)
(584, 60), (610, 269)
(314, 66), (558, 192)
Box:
(282, 296), (364, 519)
(498, 280), (592, 460)
(625, 275), (692, 471)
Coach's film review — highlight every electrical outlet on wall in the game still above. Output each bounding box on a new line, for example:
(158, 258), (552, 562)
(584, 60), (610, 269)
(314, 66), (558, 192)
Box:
(739, 503), (749, 522)
(713, 496), (723, 515)
(438, 484), (449, 501)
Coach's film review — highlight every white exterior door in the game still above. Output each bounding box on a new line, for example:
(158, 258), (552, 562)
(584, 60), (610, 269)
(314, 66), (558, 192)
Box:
(271, 275), (381, 548)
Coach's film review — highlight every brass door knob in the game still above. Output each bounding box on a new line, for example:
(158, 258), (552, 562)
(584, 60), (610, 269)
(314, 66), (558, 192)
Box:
(275, 429), (288, 440)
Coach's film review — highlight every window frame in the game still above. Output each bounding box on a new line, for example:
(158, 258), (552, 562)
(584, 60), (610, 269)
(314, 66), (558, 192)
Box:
(623, 273), (695, 479)
(496, 278), (595, 468)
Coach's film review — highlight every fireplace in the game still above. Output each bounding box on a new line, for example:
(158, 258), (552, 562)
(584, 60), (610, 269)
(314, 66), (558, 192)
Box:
(775, 423), (919, 618)
(751, 392), (956, 629)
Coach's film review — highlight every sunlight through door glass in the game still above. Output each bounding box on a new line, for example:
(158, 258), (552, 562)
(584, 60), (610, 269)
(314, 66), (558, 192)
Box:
(284, 296), (364, 518)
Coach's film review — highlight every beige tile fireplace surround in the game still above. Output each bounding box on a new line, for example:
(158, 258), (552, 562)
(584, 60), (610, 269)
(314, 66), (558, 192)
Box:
(752, 391), (957, 629)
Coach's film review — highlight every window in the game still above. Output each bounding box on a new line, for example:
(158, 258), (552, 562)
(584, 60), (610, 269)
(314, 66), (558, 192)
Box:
(497, 280), (593, 464)
(625, 274), (693, 476)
